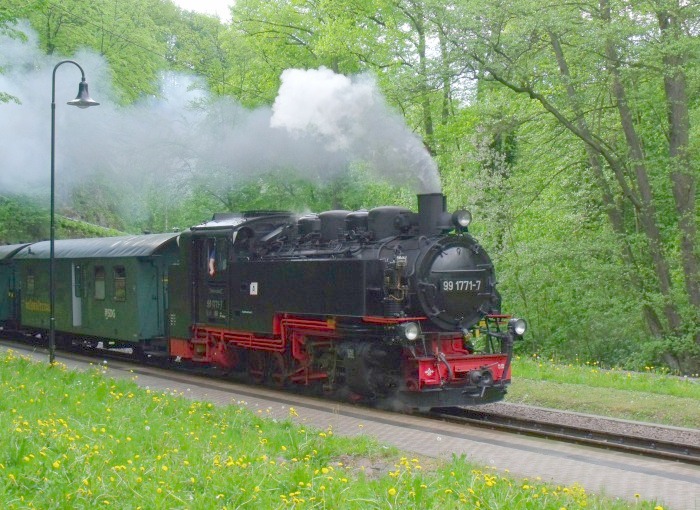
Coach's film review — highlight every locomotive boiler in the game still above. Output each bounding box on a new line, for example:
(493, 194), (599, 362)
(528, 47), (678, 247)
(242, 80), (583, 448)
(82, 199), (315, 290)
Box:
(167, 193), (526, 409)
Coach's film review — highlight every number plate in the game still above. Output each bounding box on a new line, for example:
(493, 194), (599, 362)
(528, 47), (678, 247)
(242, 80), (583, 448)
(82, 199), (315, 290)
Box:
(442, 279), (483, 292)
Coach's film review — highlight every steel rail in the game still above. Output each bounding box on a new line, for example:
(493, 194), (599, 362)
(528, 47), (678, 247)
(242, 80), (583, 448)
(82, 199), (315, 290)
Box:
(429, 407), (700, 465)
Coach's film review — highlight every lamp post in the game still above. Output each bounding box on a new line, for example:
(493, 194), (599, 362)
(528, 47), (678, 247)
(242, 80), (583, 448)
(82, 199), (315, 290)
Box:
(49, 60), (99, 364)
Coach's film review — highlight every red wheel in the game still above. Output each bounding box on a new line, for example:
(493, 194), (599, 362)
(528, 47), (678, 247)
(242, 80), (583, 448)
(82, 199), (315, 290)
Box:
(269, 352), (288, 388)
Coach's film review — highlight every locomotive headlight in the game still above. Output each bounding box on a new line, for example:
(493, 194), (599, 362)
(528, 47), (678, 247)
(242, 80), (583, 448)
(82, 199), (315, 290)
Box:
(398, 322), (421, 341)
(452, 210), (472, 228)
(509, 318), (527, 337)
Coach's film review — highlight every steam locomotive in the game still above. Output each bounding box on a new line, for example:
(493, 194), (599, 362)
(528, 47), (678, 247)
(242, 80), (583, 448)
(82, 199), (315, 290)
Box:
(0, 193), (525, 410)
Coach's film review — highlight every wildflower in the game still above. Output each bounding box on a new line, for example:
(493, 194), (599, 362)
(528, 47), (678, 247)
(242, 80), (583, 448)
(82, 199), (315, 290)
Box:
(388, 488), (396, 496)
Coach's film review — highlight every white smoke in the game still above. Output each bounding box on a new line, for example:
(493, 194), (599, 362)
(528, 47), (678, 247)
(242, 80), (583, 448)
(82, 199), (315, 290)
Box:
(272, 68), (441, 192)
(0, 25), (440, 212)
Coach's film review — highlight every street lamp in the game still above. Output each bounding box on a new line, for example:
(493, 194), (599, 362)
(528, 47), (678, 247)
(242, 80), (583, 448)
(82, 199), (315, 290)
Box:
(49, 60), (99, 364)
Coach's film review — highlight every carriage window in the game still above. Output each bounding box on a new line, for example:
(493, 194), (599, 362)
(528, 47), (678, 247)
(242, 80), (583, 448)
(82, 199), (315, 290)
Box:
(26, 272), (35, 296)
(94, 266), (105, 300)
(113, 266), (126, 301)
(74, 265), (82, 298)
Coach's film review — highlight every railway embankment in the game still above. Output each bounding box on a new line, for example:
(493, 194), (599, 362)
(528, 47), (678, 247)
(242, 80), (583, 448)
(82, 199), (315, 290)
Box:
(0, 346), (675, 510)
(507, 355), (700, 429)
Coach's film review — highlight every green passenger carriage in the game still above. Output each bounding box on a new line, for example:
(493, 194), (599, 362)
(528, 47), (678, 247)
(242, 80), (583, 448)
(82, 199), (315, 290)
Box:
(12, 234), (179, 348)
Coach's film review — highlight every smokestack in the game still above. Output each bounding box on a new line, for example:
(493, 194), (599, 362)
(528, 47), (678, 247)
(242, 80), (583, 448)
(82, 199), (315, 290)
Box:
(417, 193), (446, 236)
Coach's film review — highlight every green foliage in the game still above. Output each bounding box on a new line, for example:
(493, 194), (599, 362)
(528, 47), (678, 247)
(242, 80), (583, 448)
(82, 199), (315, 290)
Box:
(0, 194), (124, 243)
(2, 0), (698, 369)
(0, 195), (48, 243)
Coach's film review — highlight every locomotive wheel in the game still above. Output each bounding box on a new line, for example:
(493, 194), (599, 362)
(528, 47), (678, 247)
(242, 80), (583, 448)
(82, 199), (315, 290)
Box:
(248, 351), (266, 384)
(269, 352), (288, 388)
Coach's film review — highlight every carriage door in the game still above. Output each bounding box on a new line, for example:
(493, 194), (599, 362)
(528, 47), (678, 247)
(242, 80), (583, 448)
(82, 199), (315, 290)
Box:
(72, 263), (82, 327)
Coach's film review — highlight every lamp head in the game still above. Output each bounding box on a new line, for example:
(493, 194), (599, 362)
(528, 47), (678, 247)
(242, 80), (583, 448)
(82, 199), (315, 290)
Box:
(67, 79), (99, 109)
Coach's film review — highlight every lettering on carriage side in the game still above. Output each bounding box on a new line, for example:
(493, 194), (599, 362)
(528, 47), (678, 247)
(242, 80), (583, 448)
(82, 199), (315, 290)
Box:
(250, 282), (258, 296)
(104, 308), (116, 320)
(25, 299), (50, 312)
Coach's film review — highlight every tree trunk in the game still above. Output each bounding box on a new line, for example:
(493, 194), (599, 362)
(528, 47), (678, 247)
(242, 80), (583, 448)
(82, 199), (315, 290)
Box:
(657, 6), (700, 328)
(600, 0), (682, 333)
(549, 32), (664, 336)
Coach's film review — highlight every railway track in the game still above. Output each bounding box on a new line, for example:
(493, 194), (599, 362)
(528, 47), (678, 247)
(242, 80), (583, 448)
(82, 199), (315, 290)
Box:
(430, 407), (700, 465)
(3, 334), (699, 466)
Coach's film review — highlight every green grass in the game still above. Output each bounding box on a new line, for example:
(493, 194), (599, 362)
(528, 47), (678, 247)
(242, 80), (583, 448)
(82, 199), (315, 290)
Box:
(508, 356), (700, 428)
(0, 350), (663, 509)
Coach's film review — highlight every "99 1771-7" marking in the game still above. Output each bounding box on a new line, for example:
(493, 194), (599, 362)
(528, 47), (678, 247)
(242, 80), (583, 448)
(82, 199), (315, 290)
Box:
(442, 280), (482, 291)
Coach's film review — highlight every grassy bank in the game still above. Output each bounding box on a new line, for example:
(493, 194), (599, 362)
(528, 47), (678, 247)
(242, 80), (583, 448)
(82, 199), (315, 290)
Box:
(0, 350), (663, 509)
(509, 356), (700, 428)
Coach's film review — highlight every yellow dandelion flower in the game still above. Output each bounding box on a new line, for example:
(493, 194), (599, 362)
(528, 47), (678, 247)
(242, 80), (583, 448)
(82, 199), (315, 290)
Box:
(388, 488), (396, 496)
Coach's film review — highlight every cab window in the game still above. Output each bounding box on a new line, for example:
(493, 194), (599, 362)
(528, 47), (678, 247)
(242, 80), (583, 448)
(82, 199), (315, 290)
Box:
(205, 238), (228, 277)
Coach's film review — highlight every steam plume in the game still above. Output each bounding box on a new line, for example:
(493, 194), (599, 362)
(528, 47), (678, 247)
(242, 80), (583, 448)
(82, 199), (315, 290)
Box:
(0, 25), (441, 215)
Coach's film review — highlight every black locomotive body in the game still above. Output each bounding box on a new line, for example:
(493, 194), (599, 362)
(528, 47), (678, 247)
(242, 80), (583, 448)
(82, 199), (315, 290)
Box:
(168, 193), (525, 409)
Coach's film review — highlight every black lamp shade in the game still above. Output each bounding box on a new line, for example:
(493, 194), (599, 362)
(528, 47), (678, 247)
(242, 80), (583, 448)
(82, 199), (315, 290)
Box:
(67, 79), (100, 109)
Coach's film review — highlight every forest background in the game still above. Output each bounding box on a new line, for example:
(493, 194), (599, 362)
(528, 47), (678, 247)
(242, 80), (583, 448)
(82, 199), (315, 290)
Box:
(0, 0), (698, 372)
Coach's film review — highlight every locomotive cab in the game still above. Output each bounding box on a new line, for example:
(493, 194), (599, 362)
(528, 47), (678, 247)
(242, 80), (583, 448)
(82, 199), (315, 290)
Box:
(167, 194), (525, 410)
